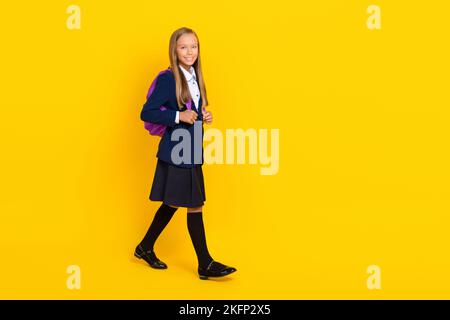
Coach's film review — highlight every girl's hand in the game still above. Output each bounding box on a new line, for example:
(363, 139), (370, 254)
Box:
(180, 110), (198, 124)
(202, 107), (213, 124)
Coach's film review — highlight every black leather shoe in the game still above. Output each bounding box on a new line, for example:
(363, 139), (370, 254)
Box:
(134, 244), (167, 269)
(198, 260), (237, 280)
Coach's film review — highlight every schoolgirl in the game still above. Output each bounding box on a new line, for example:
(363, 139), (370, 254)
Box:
(135, 27), (237, 280)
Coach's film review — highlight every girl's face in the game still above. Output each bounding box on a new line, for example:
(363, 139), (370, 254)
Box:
(176, 33), (198, 70)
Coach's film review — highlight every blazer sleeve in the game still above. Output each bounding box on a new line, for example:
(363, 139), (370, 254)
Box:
(140, 73), (178, 127)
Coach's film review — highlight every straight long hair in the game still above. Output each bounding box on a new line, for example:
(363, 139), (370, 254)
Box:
(168, 27), (208, 109)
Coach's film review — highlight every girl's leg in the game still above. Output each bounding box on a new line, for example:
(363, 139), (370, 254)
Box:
(186, 206), (214, 268)
(186, 206), (237, 279)
(139, 203), (178, 251)
(187, 206), (203, 213)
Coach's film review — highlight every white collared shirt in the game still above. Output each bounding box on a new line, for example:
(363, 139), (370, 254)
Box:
(175, 64), (201, 123)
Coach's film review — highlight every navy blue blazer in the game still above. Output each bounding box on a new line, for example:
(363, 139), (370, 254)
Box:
(140, 68), (204, 168)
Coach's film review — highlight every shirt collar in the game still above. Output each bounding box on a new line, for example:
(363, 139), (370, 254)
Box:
(178, 64), (197, 82)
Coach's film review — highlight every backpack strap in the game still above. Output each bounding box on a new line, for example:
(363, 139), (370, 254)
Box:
(146, 68), (172, 100)
(146, 67), (193, 110)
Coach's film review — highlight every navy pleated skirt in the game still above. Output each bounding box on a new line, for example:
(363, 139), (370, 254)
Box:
(149, 159), (206, 208)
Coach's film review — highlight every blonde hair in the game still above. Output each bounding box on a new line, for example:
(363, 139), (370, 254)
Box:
(168, 27), (208, 109)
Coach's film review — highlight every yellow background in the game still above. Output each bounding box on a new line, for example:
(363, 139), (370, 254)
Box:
(1, 0), (449, 299)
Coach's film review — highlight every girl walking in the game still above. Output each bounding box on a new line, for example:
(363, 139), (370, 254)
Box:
(136, 27), (237, 280)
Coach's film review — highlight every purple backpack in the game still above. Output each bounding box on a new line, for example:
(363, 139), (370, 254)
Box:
(144, 68), (193, 136)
